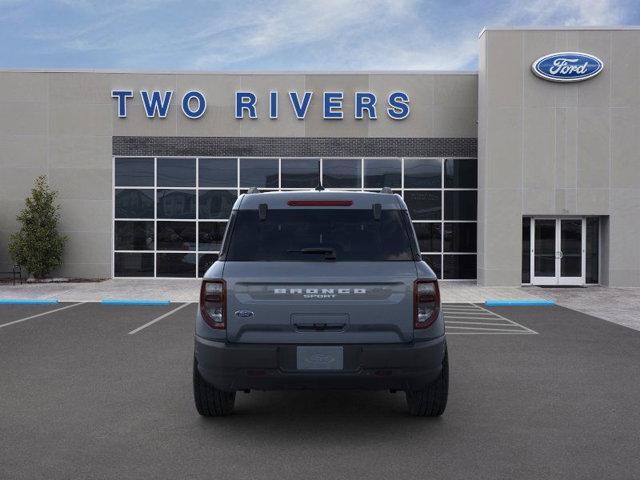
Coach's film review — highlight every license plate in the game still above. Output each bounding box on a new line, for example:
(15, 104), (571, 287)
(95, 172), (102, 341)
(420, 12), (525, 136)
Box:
(296, 346), (343, 371)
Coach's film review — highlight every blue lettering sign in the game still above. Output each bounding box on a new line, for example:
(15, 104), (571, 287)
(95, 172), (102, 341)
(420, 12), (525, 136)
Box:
(181, 90), (206, 119)
(111, 90), (133, 118)
(289, 91), (313, 119)
(355, 92), (377, 120)
(235, 91), (257, 119)
(387, 91), (410, 120)
(532, 52), (603, 82)
(140, 90), (173, 118)
(269, 91), (278, 119)
(323, 92), (344, 119)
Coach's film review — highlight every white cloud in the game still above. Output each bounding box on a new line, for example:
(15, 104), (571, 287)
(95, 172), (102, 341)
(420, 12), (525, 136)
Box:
(9, 0), (632, 70)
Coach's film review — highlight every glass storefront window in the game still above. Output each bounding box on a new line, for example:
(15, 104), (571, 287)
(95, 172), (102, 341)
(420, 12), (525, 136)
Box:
(156, 221), (196, 251)
(199, 158), (237, 187)
(413, 223), (441, 252)
(322, 159), (361, 188)
(281, 158), (320, 188)
(157, 158), (196, 187)
(404, 158), (441, 188)
(586, 217), (599, 284)
(115, 158), (154, 186)
(522, 218), (531, 284)
(115, 189), (154, 219)
(240, 158), (278, 188)
(363, 159), (401, 188)
(114, 221), (154, 251)
(444, 191), (477, 220)
(113, 157), (478, 279)
(404, 191), (441, 220)
(198, 190), (236, 219)
(444, 158), (477, 188)
(157, 189), (196, 219)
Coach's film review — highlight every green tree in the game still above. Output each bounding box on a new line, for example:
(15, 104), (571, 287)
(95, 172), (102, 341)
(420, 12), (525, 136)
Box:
(9, 175), (67, 279)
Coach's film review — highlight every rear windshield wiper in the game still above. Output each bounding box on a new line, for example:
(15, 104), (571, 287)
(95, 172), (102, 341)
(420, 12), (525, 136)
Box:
(287, 247), (337, 260)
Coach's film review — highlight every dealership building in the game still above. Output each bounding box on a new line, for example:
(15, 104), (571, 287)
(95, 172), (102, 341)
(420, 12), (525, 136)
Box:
(1, 26), (639, 286)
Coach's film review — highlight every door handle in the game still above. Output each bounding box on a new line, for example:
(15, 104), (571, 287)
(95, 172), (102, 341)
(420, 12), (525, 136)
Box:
(555, 251), (563, 259)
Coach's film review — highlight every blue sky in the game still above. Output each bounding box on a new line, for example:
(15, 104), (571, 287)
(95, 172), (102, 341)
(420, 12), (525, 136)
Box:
(0, 0), (638, 71)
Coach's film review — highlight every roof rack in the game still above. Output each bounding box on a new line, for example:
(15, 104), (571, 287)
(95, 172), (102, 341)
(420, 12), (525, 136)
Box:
(246, 187), (260, 194)
(379, 187), (394, 194)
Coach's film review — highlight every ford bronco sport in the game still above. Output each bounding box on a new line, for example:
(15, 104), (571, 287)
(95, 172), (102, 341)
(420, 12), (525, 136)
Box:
(193, 189), (448, 416)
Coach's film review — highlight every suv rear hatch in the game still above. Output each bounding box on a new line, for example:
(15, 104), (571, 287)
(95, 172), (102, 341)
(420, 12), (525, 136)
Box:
(221, 205), (419, 344)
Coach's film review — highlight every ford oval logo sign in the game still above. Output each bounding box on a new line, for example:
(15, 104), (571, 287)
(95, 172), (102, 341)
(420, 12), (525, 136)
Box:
(532, 52), (603, 83)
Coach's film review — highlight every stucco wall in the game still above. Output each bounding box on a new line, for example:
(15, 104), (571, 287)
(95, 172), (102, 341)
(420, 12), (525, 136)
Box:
(478, 28), (640, 286)
(0, 71), (477, 278)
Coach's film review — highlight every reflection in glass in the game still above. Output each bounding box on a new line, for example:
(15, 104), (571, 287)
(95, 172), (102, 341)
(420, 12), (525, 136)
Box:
(586, 217), (599, 284)
(443, 223), (476, 252)
(115, 158), (154, 187)
(443, 254), (476, 279)
(534, 220), (556, 277)
(560, 219), (582, 277)
(444, 191), (477, 220)
(156, 222), (196, 251)
(114, 252), (154, 277)
(240, 158), (278, 187)
(413, 223), (441, 252)
(363, 159), (401, 188)
(444, 159), (477, 188)
(522, 218), (531, 284)
(156, 253), (196, 277)
(114, 221), (154, 250)
(281, 158), (320, 188)
(403, 191), (441, 220)
(404, 159), (441, 188)
(199, 222), (226, 251)
(115, 189), (154, 218)
(199, 158), (238, 187)
(322, 159), (361, 188)
(157, 189), (196, 219)
(199, 190), (237, 219)
(157, 158), (196, 187)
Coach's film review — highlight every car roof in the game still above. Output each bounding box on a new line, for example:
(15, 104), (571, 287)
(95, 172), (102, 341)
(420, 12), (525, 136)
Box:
(235, 189), (407, 210)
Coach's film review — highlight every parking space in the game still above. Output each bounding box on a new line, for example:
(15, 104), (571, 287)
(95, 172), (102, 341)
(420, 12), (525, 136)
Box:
(1, 302), (639, 480)
(443, 303), (536, 334)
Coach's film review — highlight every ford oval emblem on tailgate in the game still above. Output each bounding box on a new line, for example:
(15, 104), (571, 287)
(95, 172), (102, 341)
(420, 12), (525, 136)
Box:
(235, 310), (254, 318)
(532, 52), (603, 83)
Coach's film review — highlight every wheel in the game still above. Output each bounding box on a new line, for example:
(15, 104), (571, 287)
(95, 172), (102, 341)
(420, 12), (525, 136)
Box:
(193, 358), (236, 416)
(405, 347), (449, 417)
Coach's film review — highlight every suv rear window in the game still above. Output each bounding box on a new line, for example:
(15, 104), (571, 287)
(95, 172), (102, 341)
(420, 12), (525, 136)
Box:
(224, 209), (416, 261)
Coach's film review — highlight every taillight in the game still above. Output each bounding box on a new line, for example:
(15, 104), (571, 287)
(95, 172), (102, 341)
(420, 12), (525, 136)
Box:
(200, 280), (226, 329)
(414, 280), (440, 329)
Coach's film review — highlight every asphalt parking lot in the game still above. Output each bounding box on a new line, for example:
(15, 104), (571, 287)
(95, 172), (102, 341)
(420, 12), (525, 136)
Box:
(1, 302), (639, 480)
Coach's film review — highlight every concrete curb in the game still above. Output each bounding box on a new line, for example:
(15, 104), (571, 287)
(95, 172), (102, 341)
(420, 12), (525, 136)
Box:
(100, 299), (171, 305)
(485, 299), (555, 306)
(0, 299), (59, 305)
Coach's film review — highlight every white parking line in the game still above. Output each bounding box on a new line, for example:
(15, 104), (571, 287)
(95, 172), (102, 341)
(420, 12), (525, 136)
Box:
(474, 303), (538, 334)
(128, 303), (192, 335)
(442, 302), (538, 335)
(0, 303), (84, 329)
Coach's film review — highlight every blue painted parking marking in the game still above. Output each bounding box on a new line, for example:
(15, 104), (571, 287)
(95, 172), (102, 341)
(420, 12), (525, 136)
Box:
(485, 299), (555, 307)
(0, 299), (59, 305)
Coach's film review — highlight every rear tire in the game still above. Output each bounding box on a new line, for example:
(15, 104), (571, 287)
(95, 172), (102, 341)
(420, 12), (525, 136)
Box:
(193, 358), (236, 416)
(405, 347), (448, 417)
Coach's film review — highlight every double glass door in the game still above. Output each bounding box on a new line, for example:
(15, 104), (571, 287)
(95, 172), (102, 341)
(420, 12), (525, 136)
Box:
(531, 218), (585, 285)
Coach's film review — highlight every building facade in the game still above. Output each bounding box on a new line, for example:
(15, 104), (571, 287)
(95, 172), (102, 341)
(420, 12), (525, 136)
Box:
(1, 27), (639, 286)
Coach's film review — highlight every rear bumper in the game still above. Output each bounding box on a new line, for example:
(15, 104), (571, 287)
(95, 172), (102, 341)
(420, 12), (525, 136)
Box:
(194, 335), (446, 391)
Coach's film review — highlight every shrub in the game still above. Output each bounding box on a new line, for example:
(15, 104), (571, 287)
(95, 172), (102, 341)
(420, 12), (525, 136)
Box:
(8, 175), (67, 279)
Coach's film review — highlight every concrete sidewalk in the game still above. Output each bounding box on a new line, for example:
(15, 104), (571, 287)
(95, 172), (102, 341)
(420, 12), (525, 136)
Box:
(0, 279), (545, 304)
(1, 279), (639, 331)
